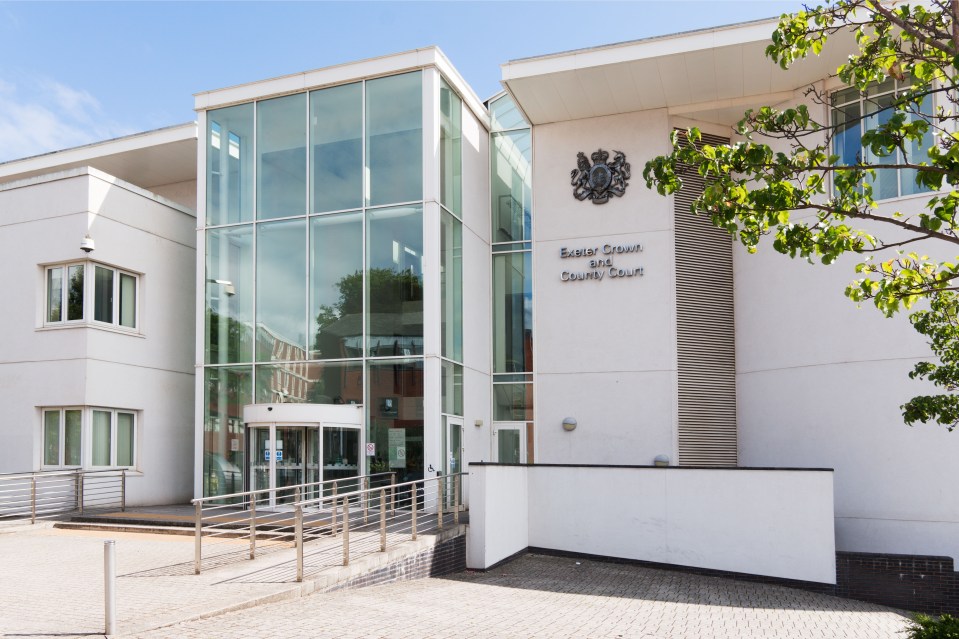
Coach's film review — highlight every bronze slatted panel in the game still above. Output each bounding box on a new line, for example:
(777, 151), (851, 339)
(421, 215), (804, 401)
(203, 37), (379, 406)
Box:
(674, 130), (738, 467)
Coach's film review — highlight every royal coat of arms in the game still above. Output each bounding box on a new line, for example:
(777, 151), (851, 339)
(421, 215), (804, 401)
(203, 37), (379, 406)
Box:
(571, 148), (630, 204)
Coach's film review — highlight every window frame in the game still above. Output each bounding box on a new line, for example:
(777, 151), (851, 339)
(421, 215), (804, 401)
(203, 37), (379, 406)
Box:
(41, 407), (83, 469)
(39, 407), (138, 470)
(43, 261), (140, 331)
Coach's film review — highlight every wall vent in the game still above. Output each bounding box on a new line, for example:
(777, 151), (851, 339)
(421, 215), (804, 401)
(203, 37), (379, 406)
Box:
(673, 129), (738, 467)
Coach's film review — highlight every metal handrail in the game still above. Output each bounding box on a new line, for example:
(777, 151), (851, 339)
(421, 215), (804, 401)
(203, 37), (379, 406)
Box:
(290, 472), (467, 583)
(0, 468), (127, 523)
(191, 471), (399, 575)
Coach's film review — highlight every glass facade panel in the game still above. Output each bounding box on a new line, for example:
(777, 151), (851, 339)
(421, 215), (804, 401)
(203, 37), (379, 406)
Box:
(207, 104), (254, 226)
(441, 360), (463, 416)
(117, 412), (134, 467)
(493, 252), (532, 374)
(206, 226), (254, 364)
(257, 94), (307, 219)
(441, 210), (463, 361)
(491, 130), (532, 243)
(43, 411), (59, 466)
(310, 212), (363, 359)
(47, 267), (62, 322)
(865, 92), (898, 200)
(67, 265), (84, 321)
(368, 358), (424, 481)
(64, 410), (81, 466)
(256, 219), (307, 361)
(493, 383), (533, 421)
(366, 72), (422, 206)
(440, 79), (462, 215)
(498, 428), (521, 463)
(310, 83), (362, 213)
(490, 95), (527, 131)
(902, 92), (934, 196)
(367, 206), (423, 357)
(91, 410), (111, 466)
(94, 266), (113, 323)
(119, 273), (136, 328)
(204, 366), (252, 498)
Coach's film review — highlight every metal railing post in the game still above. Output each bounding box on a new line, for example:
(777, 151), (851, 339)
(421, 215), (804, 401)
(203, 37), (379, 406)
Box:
(121, 469), (126, 512)
(342, 496), (350, 566)
(390, 473), (396, 515)
(78, 473), (84, 515)
(454, 474), (460, 525)
(30, 477), (36, 524)
(437, 476), (444, 531)
(295, 505), (304, 583)
(249, 496), (257, 560)
(75, 470), (81, 512)
(363, 476), (369, 524)
(194, 501), (202, 575)
(104, 540), (116, 635)
(411, 482), (418, 541)
(379, 488), (387, 552)
(332, 481), (338, 536)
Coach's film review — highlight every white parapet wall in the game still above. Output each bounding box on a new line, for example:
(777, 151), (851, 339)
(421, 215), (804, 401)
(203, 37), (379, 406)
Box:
(467, 464), (836, 584)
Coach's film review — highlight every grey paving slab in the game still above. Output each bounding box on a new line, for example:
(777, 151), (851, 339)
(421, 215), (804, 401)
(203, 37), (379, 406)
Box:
(129, 554), (912, 639)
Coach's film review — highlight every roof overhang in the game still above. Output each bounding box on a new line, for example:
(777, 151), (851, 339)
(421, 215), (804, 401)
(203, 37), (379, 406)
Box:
(501, 17), (856, 126)
(0, 122), (198, 189)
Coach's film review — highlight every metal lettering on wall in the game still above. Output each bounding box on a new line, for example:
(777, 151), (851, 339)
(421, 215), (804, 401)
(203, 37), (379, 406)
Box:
(558, 242), (644, 282)
(571, 149), (630, 204)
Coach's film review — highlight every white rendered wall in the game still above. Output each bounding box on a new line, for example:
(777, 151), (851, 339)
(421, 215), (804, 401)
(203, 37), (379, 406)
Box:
(531, 110), (678, 466)
(0, 168), (196, 506)
(467, 464), (836, 584)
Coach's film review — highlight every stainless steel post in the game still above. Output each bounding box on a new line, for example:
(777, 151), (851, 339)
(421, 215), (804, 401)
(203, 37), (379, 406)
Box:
(342, 496), (350, 566)
(121, 470), (126, 512)
(390, 473), (396, 515)
(411, 482), (418, 541)
(249, 496), (257, 560)
(30, 477), (36, 524)
(379, 488), (387, 552)
(295, 505), (303, 582)
(78, 473), (84, 515)
(454, 474), (460, 525)
(332, 481), (338, 536)
(437, 476), (444, 530)
(363, 476), (369, 524)
(194, 501), (202, 575)
(104, 540), (117, 635)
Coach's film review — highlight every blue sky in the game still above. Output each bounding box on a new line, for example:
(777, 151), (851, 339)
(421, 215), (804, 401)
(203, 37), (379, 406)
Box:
(0, 1), (807, 163)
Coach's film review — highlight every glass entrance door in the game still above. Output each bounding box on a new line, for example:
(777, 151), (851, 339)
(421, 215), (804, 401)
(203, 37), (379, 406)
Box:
(248, 424), (309, 508)
(443, 416), (464, 510)
(322, 426), (361, 495)
(494, 423), (525, 464)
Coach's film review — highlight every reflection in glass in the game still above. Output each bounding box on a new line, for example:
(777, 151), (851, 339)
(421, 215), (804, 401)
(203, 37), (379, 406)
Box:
(204, 366), (251, 498)
(311, 83), (362, 213)
(206, 226), (254, 364)
(491, 130), (531, 243)
(67, 265), (84, 321)
(92, 410), (111, 466)
(255, 361), (362, 404)
(367, 359), (424, 481)
(94, 266), (113, 323)
(65, 410), (81, 466)
(441, 211), (463, 362)
(902, 92), (934, 196)
(257, 94), (307, 219)
(310, 212), (363, 359)
(119, 273), (136, 328)
(274, 426), (304, 504)
(117, 412), (134, 467)
(47, 268), (62, 322)
(43, 411), (59, 465)
(498, 428), (521, 463)
(490, 94), (528, 131)
(440, 79), (462, 214)
(256, 220), (307, 361)
(367, 206), (423, 357)
(494, 383), (533, 421)
(493, 252), (532, 374)
(207, 104), (254, 226)
(323, 427), (360, 493)
(366, 72), (422, 206)
(865, 92), (898, 200)
(442, 360), (463, 416)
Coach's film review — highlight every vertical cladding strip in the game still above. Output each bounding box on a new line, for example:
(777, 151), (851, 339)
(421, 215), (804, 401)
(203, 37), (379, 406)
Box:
(673, 130), (737, 467)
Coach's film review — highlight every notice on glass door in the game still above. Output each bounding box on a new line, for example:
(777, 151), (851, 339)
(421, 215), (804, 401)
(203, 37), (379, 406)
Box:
(388, 428), (406, 469)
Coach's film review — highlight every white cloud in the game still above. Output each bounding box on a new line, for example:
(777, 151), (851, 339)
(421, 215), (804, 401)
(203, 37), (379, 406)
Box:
(0, 77), (135, 163)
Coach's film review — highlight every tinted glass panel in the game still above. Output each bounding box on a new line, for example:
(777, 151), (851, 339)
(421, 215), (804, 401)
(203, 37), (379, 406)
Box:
(491, 130), (532, 243)
(310, 212), (363, 359)
(366, 72), (422, 206)
(203, 366), (251, 498)
(367, 358), (424, 480)
(493, 252), (532, 374)
(441, 211), (462, 361)
(206, 226), (254, 364)
(490, 95), (528, 131)
(92, 410), (111, 466)
(207, 104), (254, 226)
(442, 360), (463, 416)
(94, 266), (113, 323)
(47, 268), (62, 322)
(440, 79), (462, 214)
(119, 273), (136, 328)
(257, 360), (362, 405)
(257, 93), (307, 219)
(117, 413), (134, 467)
(67, 265), (84, 321)
(43, 411), (59, 466)
(64, 410), (81, 466)
(493, 383), (533, 421)
(311, 83), (362, 213)
(367, 206), (423, 357)
(256, 219), (307, 361)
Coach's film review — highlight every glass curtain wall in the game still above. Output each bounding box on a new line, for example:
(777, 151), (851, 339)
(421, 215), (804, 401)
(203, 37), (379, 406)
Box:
(203, 70), (432, 498)
(489, 95), (534, 448)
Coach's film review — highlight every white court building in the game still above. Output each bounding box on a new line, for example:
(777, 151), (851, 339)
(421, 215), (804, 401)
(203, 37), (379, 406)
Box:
(0, 15), (956, 606)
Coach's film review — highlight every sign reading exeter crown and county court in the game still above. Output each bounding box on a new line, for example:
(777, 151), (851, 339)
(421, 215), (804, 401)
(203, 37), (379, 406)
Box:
(559, 242), (644, 282)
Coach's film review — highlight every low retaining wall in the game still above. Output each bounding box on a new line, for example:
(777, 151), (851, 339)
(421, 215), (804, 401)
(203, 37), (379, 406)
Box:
(467, 463), (836, 585)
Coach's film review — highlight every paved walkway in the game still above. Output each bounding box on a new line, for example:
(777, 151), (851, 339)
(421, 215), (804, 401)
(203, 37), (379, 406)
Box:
(0, 524), (912, 639)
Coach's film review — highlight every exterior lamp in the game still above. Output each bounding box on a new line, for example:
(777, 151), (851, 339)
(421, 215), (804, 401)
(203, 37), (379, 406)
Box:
(562, 417), (577, 432)
(653, 454), (670, 467)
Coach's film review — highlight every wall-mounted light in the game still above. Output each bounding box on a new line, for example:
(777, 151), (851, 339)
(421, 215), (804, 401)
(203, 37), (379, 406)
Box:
(474, 419), (483, 428)
(653, 454), (670, 467)
(208, 279), (236, 296)
(80, 234), (95, 253)
(562, 417), (577, 432)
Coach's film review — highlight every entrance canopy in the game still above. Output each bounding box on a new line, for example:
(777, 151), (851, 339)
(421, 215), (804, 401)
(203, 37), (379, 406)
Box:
(242, 403), (363, 428)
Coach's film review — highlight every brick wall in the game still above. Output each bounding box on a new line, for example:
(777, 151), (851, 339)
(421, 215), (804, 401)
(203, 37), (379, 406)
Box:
(837, 552), (959, 615)
(324, 535), (466, 592)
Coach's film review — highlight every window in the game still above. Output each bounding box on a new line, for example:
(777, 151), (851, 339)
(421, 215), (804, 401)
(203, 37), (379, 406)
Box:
(44, 262), (138, 330)
(41, 407), (136, 469)
(831, 78), (933, 200)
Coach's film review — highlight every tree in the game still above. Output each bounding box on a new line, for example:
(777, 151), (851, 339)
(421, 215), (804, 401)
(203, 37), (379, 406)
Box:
(643, 0), (959, 430)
